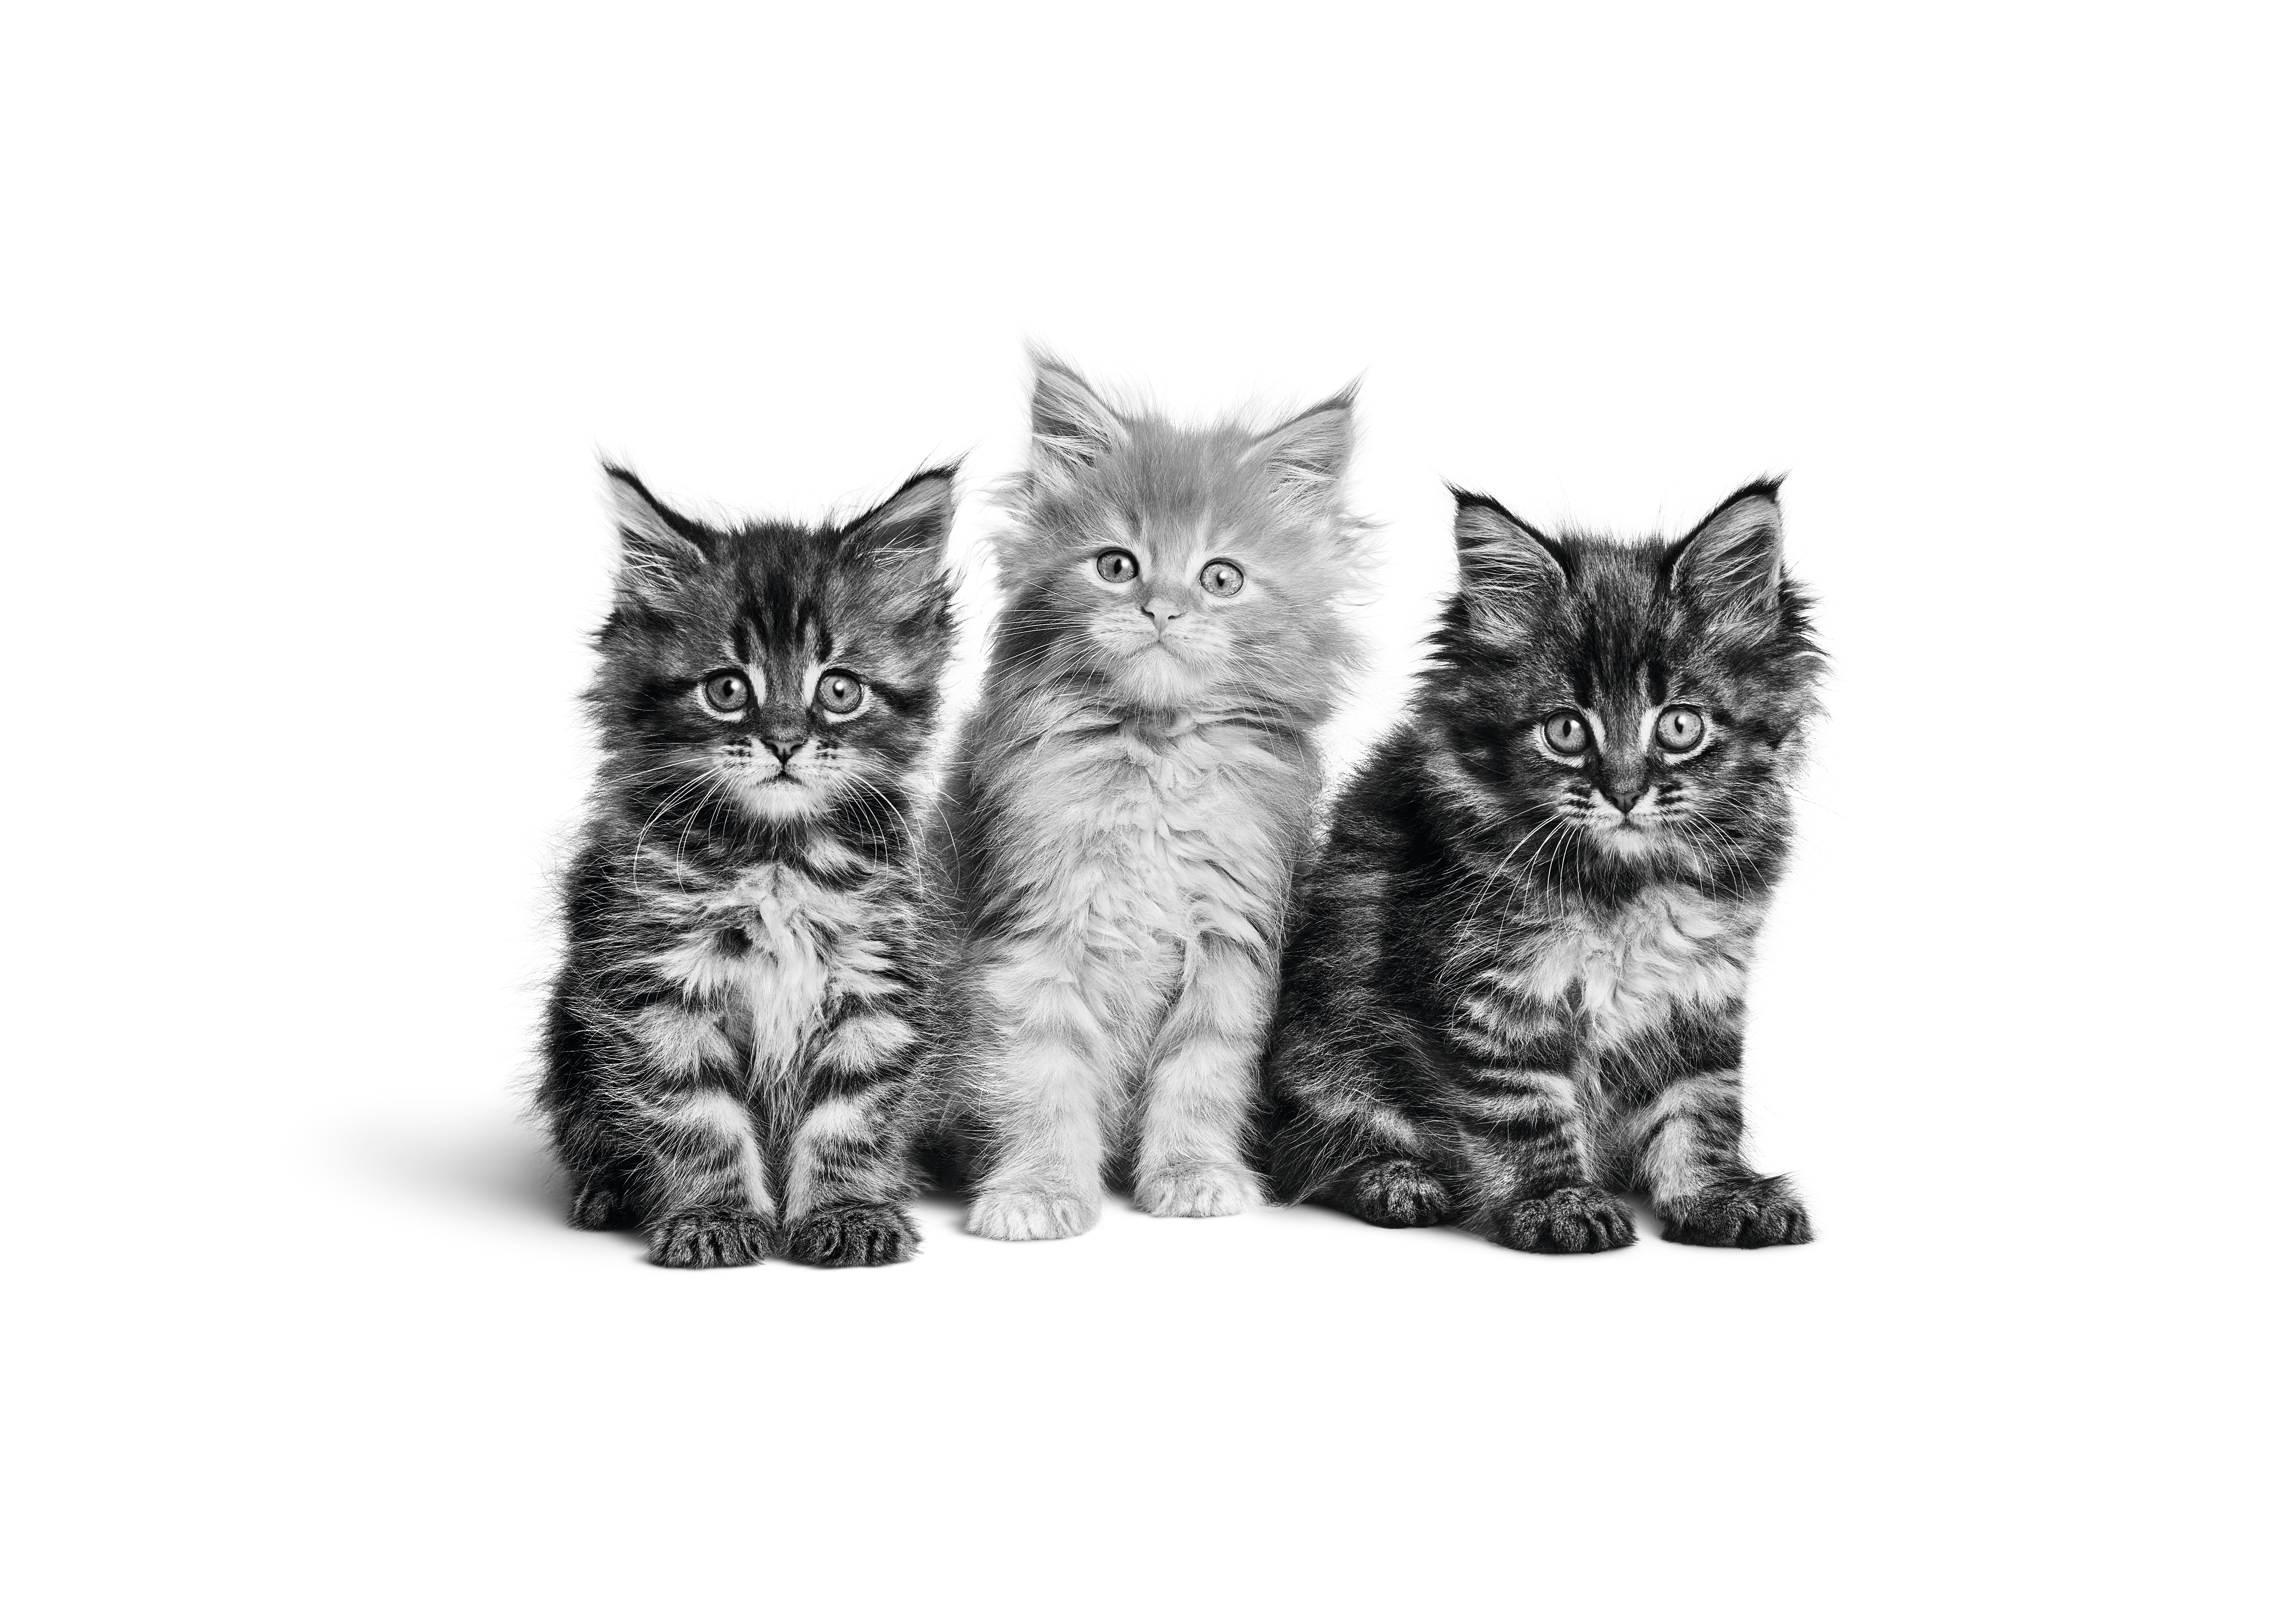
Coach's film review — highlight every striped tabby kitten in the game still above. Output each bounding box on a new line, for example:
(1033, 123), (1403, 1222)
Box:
(539, 464), (958, 1268)
(1263, 480), (1821, 1251)
(943, 355), (1366, 1240)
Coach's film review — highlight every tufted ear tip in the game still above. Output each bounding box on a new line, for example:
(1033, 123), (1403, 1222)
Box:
(1450, 487), (1567, 575)
(1669, 479), (1787, 620)
(1024, 343), (1086, 386)
(1249, 389), (1356, 506)
(848, 466), (958, 620)
(1027, 352), (1126, 478)
(1441, 487), (1570, 646)
(851, 464), (959, 546)
(1298, 375), (1361, 418)
(602, 462), (711, 603)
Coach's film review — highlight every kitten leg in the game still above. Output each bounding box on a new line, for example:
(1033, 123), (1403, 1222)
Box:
(1447, 1012), (1636, 1253)
(1455, 1068), (1636, 1253)
(625, 1003), (774, 1268)
(963, 943), (1110, 1241)
(537, 975), (649, 1229)
(1266, 1049), (1450, 1227)
(780, 1011), (924, 1269)
(1624, 1070), (1812, 1248)
(1133, 936), (1268, 1218)
(1264, 1030), (1442, 1214)
(1262, 870), (1453, 1225)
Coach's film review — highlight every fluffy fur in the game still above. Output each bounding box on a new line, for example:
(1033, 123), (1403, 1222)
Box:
(1262, 480), (1823, 1250)
(538, 463), (958, 1267)
(939, 354), (1367, 1239)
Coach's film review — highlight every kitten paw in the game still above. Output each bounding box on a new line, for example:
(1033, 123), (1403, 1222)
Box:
(568, 1177), (634, 1231)
(966, 1188), (1098, 1241)
(1492, 1186), (1638, 1254)
(1135, 1163), (1259, 1218)
(1328, 1158), (1451, 1228)
(648, 1207), (773, 1269)
(1661, 1177), (1813, 1248)
(783, 1203), (920, 1268)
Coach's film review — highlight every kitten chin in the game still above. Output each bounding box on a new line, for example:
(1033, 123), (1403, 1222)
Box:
(1101, 642), (1213, 708)
(1596, 826), (1666, 862)
(726, 777), (829, 823)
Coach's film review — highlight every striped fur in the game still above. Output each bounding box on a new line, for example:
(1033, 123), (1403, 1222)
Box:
(538, 464), (958, 1268)
(938, 353), (1366, 1239)
(1262, 480), (1823, 1251)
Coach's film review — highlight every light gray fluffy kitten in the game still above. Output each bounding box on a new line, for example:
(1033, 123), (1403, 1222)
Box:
(938, 354), (1366, 1239)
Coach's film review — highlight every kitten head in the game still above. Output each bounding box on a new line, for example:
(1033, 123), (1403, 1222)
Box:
(991, 352), (1367, 717)
(588, 464), (958, 832)
(1427, 480), (1821, 877)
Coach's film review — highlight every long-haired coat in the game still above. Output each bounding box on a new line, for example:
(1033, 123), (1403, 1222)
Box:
(940, 355), (1367, 1239)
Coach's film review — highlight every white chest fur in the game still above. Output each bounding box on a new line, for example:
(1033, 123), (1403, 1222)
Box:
(1509, 884), (1750, 1047)
(648, 861), (896, 1073)
(1010, 718), (1300, 959)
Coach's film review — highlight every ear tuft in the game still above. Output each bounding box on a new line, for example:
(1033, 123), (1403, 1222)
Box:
(603, 464), (710, 606)
(1451, 486), (1568, 606)
(1249, 386), (1356, 510)
(1027, 350), (1126, 480)
(1669, 478), (1786, 629)
(1446, 488), (1570, 644)
(848, 465), (959, 554)
(848, 465), (959, 620)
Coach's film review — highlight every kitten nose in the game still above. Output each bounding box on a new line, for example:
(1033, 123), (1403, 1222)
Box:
(1139, 597), (1185, 628)
(759, 713), (809, 759)
(1606, 784), (1645, 819)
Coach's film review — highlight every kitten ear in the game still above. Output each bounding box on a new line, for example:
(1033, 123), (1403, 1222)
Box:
(1028, 352), (1126, 480)
(1669, 479), (1785, 628)
(604, 464), (711, 606)
(1450, 489), (1568, 638)
(1247, 386), (1356, 511)
(847, 466), (958, 618)
(848, 465), (958, 555)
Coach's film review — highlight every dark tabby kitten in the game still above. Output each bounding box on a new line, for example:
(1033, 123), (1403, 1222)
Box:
(1263, 480), (1822, 1251)
(539, 463), (958, 1268)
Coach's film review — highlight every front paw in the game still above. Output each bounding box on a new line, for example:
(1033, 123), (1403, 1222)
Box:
(783, 1203), (920, 1268)
(1491, 1186), (1638, 1254)
(1135, 1162), (1259, 1218)
(967, 1187), (1098, 1241)
(1328, 1158), (1451, 1228)
(648, 1207), (773, 1269)
(1662, 1176), (1813, 1248)
(568, 1177), (634, 1231)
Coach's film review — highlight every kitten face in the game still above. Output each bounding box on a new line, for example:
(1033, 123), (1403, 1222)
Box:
(1044, 486), (1337, 711)
(659, 645), (882, 824)
(590, 466), (957, 831)
(995, 355), (1365, 715)
(1434, 484), (1819, 877)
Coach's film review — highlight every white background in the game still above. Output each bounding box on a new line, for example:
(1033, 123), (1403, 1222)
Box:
(6, 4), (2290, 1620)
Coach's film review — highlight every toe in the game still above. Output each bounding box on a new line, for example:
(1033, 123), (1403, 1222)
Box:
(968, 1190), (1093, 1241)
(1138, 1167), (1257, 1218)
(648, 1210), (769, 1269)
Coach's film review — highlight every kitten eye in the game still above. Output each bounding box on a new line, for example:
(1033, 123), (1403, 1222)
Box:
(815, 670), (866, 716)
(1541, 712), (1590, 756)
(701, 671), (751, 713)
(1095, 549), (1139, 583)
(1657, 706), (1706, 751)
(1199, 559), (1245, 597)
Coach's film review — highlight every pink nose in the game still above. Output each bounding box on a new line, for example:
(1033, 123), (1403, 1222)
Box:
(1140, 597), (1185, 627)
